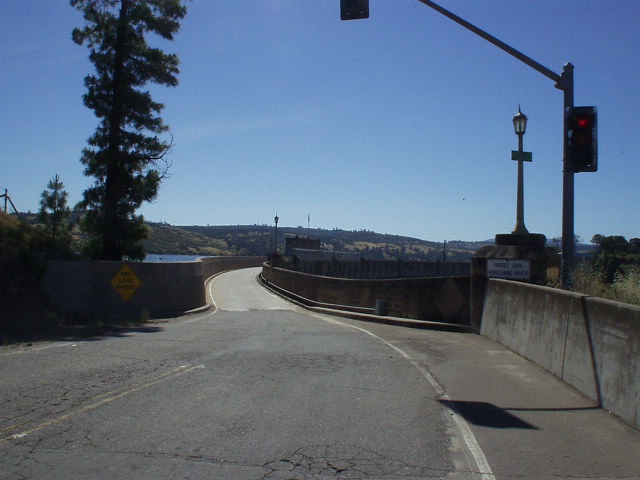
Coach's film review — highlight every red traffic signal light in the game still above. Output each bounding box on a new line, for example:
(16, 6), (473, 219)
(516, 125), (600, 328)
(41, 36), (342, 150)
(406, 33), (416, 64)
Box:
(567, 106), (597, 173)
(575, 114), (592, 129)
(341, 0), (369, 20)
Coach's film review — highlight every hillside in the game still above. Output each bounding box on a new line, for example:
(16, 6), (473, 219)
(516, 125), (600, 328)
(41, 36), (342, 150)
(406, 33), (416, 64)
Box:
(142, 222), (237, 256)
(13, 213), (493, 260)
(143, 224), (600, 261)
(144, 223), (492, 261)
(12, 213), (595, 262)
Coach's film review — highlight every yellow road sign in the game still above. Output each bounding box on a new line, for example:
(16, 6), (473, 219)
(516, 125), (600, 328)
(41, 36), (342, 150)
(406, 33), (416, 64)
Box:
(111, 264), (141, 301)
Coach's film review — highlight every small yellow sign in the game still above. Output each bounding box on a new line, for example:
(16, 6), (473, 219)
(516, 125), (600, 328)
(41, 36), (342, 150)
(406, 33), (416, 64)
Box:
(111, 264), (141, 301)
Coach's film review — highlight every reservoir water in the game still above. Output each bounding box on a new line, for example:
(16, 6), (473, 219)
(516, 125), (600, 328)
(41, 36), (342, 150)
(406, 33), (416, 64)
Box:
(144, 254), (208, 262)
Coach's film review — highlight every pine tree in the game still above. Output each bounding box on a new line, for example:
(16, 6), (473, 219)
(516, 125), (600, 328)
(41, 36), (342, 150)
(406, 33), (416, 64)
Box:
(71, 0), (187, 260)
(38, 174), (72, 242)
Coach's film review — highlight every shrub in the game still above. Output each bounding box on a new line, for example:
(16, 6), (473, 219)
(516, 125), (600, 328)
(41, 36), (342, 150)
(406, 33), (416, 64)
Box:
(611, 266), (640, 305)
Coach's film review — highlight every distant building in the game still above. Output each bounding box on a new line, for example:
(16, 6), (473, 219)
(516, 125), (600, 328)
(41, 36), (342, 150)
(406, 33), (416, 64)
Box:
(292, 248), (361, 261)
(285, 233), (362, 261)
(284, 234), (321, 256)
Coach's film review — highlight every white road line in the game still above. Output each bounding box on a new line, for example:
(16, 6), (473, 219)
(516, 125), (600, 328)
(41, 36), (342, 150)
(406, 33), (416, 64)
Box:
(0, 342), (78, 356)
(207, 275), (220, 313)
(1, 365), (204, 445)
(310, 313), (496, 480)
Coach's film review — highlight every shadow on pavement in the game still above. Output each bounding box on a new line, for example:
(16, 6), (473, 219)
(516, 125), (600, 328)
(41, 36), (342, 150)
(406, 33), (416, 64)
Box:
(438, 400), (538, 429)
(439, 400), (603, 430)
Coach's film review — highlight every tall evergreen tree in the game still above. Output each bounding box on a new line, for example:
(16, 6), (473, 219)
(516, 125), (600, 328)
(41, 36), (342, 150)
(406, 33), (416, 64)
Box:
(38, 174), (72, 243)
(71, 0), (187, 260)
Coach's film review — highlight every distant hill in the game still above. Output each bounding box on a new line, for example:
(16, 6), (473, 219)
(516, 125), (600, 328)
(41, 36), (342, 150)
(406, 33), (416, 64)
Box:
(143, 223), (494, 261)
(10, 213), (595, 262)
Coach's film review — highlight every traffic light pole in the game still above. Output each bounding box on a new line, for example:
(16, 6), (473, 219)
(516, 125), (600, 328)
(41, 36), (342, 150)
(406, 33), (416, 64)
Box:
(559, 64), (575, 289)
(414, 0), (576, 289)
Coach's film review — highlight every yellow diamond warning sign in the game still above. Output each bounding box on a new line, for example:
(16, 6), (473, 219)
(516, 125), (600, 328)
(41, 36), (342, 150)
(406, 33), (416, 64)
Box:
(111, 264), (141, 301)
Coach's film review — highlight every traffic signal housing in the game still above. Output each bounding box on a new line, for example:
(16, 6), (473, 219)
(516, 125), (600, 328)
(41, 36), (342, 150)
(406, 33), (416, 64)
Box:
(341, 0), (369, 20)
(567, 106), (598, 172)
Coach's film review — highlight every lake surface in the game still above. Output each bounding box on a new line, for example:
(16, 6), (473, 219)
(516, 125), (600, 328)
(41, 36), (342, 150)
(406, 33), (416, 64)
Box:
(144, 254), (209, 263)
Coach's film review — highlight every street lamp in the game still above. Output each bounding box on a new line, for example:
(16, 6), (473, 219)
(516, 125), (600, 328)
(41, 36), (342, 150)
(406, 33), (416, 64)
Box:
(512, 107), (527, 138)
(274, 214), (279, 255)
(511, 106), (531, 235)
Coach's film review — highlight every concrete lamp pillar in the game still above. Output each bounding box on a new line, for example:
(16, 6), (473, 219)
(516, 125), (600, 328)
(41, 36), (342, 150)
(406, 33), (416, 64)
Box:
(470, 107), (549, 330)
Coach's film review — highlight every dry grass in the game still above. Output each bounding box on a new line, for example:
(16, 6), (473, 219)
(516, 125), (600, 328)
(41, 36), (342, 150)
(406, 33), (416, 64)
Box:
(609, 266), (640, 305)
(547, 262), (640, 306)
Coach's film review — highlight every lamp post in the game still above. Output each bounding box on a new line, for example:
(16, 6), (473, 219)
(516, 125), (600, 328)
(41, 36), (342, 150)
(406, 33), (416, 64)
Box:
(511, 107), (531, 235)
(274, 214), (279, 255)
(407, 1), (576, 289)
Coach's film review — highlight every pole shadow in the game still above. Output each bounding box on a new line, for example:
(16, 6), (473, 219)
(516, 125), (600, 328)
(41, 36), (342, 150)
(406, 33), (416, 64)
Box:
(438, 400), (538, 429)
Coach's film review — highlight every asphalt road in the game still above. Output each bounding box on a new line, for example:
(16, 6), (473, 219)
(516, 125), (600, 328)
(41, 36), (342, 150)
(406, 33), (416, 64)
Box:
(1, 267), (639, 479)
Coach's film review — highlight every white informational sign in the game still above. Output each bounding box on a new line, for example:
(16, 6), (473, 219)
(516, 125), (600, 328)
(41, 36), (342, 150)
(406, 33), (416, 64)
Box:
(487, 259), (531, 280)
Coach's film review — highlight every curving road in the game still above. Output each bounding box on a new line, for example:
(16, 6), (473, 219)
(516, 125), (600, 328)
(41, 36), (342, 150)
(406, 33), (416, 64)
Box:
(1, 267), (639, 479)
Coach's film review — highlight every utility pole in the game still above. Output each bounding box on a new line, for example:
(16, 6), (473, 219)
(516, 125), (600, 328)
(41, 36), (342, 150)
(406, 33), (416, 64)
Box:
(1, 189), (19, 215)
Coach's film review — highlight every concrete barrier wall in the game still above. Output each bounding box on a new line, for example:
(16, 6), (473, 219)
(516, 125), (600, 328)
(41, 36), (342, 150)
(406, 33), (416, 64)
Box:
(262, 264), (470, 324)
(481, 279), (640, 429)
(290, 259), (470, 280)
(42, 256), (265, 319)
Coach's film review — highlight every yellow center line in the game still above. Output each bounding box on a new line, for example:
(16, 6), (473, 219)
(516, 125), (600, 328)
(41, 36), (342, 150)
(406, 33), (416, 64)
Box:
(1, 364), (204, 445)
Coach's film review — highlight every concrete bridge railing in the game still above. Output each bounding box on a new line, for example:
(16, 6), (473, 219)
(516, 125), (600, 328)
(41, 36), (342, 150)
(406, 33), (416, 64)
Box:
(41, 256), (265, 319)
(481, 278), (640, 430)
(288, 258), (470, 280)
(261, 263), (470, 325)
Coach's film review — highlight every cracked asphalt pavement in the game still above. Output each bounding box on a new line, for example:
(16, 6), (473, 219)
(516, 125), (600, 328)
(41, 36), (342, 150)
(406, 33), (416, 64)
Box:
(1, 267), (639, 479)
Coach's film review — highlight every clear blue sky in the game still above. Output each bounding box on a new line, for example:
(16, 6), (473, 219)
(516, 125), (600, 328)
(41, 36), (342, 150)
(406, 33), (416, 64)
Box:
(1, 1), (638, 242)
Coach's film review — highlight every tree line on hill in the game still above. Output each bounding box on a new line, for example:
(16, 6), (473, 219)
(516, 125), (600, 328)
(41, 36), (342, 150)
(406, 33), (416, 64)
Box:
(144, 223), (492, 262)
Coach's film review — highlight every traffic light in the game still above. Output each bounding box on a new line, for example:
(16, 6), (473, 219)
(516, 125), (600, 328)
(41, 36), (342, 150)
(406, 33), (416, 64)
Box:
(567, 106), (597, 172)
(341, 0), (369, 20)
